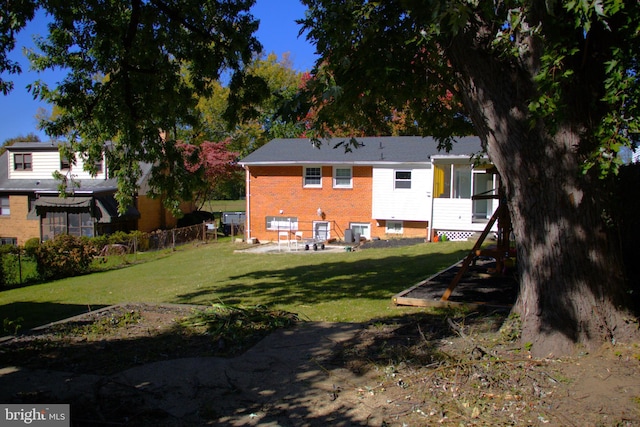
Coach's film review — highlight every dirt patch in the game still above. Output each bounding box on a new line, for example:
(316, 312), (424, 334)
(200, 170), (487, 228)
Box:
(1, 304), (639, 426)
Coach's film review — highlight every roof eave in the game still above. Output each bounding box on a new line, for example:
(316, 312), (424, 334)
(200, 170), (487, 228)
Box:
(239, 160), (431, 166)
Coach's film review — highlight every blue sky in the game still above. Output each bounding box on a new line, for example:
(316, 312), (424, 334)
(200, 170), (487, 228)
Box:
(0, 0), (317, 144)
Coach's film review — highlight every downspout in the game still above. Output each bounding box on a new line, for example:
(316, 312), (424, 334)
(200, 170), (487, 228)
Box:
(429, 162), (435, 242)
(244, 165), (251, 242)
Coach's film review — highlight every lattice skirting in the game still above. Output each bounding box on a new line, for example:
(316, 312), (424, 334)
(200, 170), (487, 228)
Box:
(436, 230), (476, 241)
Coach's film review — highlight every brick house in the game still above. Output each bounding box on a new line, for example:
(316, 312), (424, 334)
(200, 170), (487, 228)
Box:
(238, 136), (498, 244)
(0, 141), (194, 245)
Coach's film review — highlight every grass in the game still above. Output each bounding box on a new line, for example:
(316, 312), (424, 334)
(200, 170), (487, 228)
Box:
(201, 199), (245, 213)
(0, 239), (473, 333)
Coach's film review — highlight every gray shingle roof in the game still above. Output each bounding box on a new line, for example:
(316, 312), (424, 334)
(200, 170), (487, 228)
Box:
(5, 141), (64, 151)
(239, 136), (483, 165)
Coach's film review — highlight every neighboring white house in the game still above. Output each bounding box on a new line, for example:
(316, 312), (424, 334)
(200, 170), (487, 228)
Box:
(0, 141), (194, 244)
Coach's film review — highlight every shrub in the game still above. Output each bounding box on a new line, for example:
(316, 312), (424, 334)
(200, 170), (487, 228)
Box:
(34, 235), (99, 280)
(129, 230), (149, 251)
(107, 231), (132, 245)
(24, 238), (41, 257)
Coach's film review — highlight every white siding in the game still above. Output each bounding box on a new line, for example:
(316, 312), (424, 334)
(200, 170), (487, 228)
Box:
(372, 165), (431, 221)
(73, 155), (107, 180)
(8, 150), (107, 180)
(432, 198), (497, 232)
(9, 151), (60, 180)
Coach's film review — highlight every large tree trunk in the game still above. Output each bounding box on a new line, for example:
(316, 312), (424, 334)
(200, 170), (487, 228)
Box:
(448, 39), (638, 357)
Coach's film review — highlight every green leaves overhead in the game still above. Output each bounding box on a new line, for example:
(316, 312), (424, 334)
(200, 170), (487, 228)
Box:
(12, 0), (261, 212)
(300, 0), (639, 172)
(0, 0), (38, 94)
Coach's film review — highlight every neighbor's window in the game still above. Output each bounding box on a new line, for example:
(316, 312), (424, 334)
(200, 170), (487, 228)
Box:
(14, 153), (32, 171)
(41, 212), (66, 241)
(68, 212), (94, 237)
(0, 197), (9, 216)
(0, 237), (17, 246)
(386, 221), (403, 234)
(60, 155), (71, 170)
(41, 211), (94, 240)
(304, 166), (322, 187)
(333, 167), (352, 188)
(394, 170), (411, 189)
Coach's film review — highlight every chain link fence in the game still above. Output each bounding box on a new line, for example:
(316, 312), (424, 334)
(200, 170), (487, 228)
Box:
(1, 221), (225, 287)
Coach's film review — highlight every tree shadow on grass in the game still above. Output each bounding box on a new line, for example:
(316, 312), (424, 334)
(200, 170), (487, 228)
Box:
(173, 249), (471, 308)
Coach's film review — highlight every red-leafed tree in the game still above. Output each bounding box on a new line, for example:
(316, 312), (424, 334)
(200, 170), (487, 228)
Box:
(178, 139), (240, 209)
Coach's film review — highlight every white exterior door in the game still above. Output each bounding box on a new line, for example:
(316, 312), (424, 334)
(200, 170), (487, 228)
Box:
(313, 221), (330, 240)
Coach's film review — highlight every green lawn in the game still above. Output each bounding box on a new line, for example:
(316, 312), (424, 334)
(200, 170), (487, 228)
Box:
(0, 240), (473, 333)
(201, 199), (245, 213)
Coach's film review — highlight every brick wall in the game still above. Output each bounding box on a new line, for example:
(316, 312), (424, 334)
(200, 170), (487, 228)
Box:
(0, 195), (40, 244)
(0, 194), (196, 244)
(246, 166), (431, 243)
(247, 165), (375, 242)
(377, 220), (429, 240)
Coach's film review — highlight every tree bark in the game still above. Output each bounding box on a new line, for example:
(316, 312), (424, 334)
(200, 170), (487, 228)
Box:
(447, 38), (638, 357)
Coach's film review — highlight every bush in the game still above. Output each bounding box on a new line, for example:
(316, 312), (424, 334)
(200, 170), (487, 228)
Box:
(24, 238), (41, 256)
(34, 235), (99, 280)
(89, 231), (149, 254)
(107, 231), (132, 245)
(128, 230), (149, 251)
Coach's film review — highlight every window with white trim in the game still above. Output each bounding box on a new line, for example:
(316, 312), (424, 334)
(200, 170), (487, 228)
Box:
(434, 163), (472, 199)
(394, 170), (411, 189)
(386, 221), (403, 234)
(333, 167), (352, 188)
(350, 223), (370, 239)
(304, 166), (322, 187)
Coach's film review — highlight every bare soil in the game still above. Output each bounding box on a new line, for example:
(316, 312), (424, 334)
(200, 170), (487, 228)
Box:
(1, 303), (639, 426)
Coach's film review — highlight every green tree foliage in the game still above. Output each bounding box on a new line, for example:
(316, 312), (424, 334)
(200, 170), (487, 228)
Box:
(0, 0), (37, 95)
(2, 0), (262, 214)
(299, 0), (640, 355)
(191, 52), (307, 156)
(182, 52), (307, 199)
